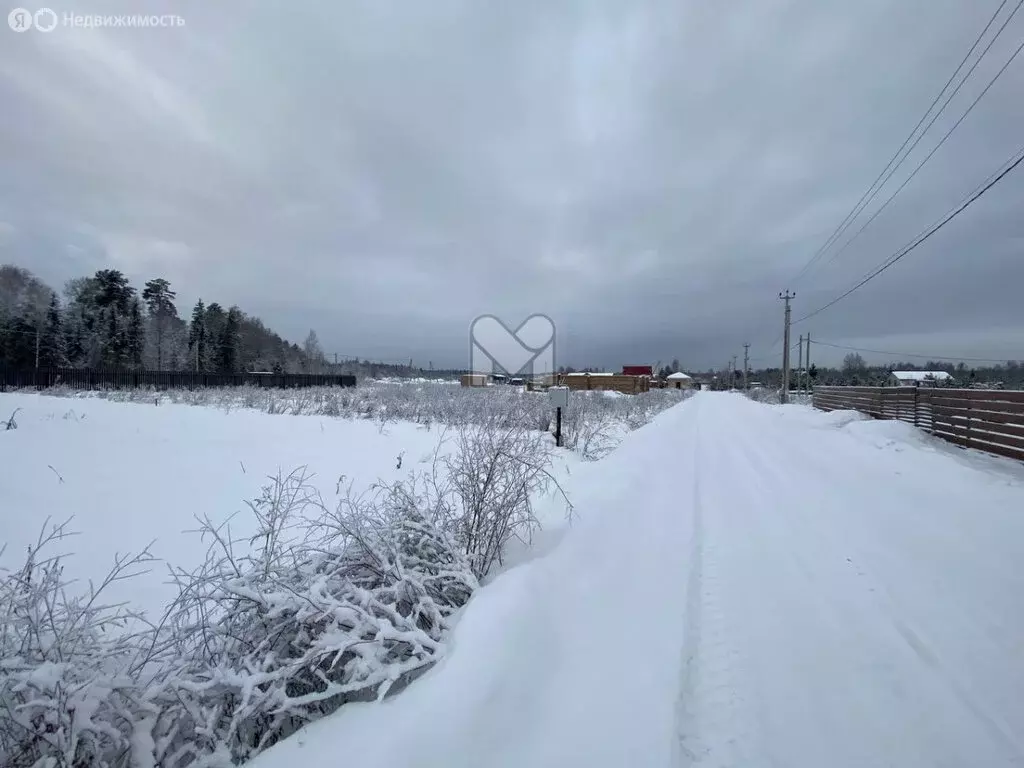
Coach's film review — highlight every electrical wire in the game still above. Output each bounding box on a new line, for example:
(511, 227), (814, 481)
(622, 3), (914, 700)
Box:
(793, 144), (1024, 324)
(814, 29), (1024, 275)
(844, 140), (1024, 287)
(790, 0), (1021, 285)
(810, 339), (1012, 363)
(748, 338), (803, 364)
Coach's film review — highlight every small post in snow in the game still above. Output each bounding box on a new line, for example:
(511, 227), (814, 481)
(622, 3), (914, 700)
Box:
(549, 386), (569, 448)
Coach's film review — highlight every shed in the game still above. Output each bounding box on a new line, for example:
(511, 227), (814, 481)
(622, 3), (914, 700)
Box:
(666, 371), (694, 389)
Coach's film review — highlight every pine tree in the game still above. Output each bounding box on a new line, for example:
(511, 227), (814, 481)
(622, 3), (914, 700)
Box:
(188, 299), (206, 372)
(94, 270), (134, 367)
(203, 302), (226, 372)
(40, 293), (67, 367)
(93, 269), (134, 312)
(128, 297), (144, 369)
(3, 313), (35, 367)
(219, 306), (242, 374)
(100, 308), (118, 368)
(142, 278), (178, 370)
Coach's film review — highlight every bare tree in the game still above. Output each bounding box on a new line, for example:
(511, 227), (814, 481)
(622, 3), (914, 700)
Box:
(303, 329), (324, 373)
(842, 352), (867, 373)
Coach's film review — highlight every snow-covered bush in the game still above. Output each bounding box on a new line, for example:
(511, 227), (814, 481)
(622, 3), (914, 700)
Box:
(443, 422), (562, 577)
(743, 387), (781, 404)
(743, 388), (813, 406)
(28, 381), (691, 459)
(559, 393), (619, 460)
(142, 467), (478, 765)
(0, 518), (158, 768)
(0, 476), (478, 767)
(0, 419), (572, 766)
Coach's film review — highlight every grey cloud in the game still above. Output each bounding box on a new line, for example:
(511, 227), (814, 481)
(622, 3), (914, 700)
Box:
(1, 0), (1022, 371)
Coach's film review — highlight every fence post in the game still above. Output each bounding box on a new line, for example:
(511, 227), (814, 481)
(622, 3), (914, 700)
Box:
(964, 389), (972, 449)
(913, 387), (919, 428)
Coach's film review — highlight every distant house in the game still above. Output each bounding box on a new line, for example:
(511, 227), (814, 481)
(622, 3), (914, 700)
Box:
(666, 371), (694, 390)
(622, 365), (653, 377)
(888, 370), (954, 387)
(558, 371), (650, 394)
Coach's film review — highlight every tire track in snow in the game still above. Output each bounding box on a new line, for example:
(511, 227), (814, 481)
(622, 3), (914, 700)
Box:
(672, 419), (704, 765)
(673, 399), (755, 767)
(735, 418), (1024, 762)
(705, 397), (1024, 766)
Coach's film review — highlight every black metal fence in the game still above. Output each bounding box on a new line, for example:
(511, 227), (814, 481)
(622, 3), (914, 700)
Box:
(0, 367), (356, 392)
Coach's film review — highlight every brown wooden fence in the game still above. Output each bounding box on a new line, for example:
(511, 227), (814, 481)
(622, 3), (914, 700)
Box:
(0, 367), (356, 392)
(812, 386), (1024, 462)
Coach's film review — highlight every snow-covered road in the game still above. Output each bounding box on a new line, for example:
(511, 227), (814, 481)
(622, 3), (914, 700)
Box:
(252, 392), (1024, 768)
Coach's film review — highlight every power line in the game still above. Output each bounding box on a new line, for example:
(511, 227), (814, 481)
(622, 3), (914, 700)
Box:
(844, 139), (1024, 287)
(790, 0), (1021, 285)
(794, 143), (1024, 324)
(815, 26), (1024, 275)
(811, 340), (1012, 364)
(748, 338), (803, 364)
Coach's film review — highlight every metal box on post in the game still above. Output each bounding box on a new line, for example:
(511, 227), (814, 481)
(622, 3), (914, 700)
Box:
(548, 386), (569, 409)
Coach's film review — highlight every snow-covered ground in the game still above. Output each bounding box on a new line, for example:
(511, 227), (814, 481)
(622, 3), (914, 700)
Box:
(5, 388), (1024, 766)
(238, 391), (1024, 768)
(0, 391), (579, 616)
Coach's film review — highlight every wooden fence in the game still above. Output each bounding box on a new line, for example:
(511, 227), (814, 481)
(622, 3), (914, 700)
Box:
(812, 386), (1024, 462)
(0, 367), (356, 392)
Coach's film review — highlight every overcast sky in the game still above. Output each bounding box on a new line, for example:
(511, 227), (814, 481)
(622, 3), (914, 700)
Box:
(1, 0), (1022, 371)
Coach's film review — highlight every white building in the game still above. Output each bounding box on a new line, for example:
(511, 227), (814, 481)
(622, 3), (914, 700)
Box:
(666, 372), (694, 389)
(888, 370), (954, 387)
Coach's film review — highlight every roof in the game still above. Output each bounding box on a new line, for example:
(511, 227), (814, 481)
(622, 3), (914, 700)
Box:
(565, 372), (614, 376)
(890, 370), (953, 381)
(667, 372), (692, 380)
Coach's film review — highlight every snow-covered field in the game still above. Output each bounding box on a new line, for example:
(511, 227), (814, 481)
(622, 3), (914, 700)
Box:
(0, 381), (688, 766)
(5, 386), (1024, 767)
(1, 393), (460, 614)
(1, 381), (686, 604)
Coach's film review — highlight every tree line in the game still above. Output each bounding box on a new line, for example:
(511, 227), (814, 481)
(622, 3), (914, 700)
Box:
(0, 264), (475, 380)
(734, 351), (1024, 389)
(0, 264), (337, 375)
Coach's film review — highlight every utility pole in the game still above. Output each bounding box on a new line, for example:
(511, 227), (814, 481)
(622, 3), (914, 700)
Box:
(779, 290), (795, 404)
(797, 333), (804, 396)
(743, 343), (750, 390)
(731, 355), (738, 390)
(805, 333), (812, 395)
